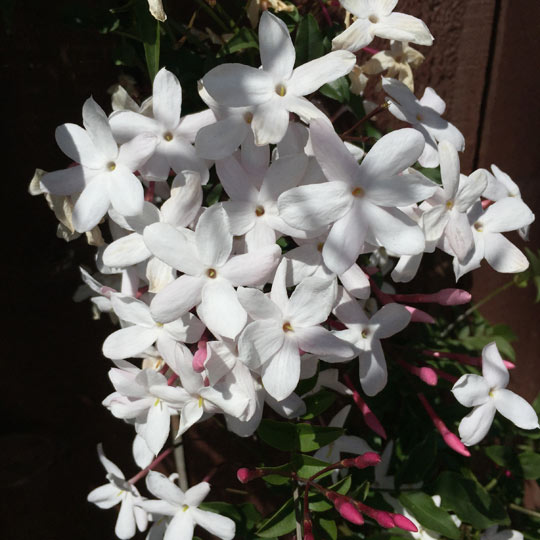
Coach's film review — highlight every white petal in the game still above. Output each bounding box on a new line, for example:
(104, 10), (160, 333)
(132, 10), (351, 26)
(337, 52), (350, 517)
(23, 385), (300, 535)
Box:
(203, 64), (274, 107)
(364, 174), (436, 207)
(238, 320), (284, 370)
(359, 340), (388, 396)
(216, 155), (258, 202)
(115, 496), (136, 540)
(110, 111), (159, 143)
(161, 174), (203, 228)
(145, 399), (171, 455)
(153, 68), (182, 131)
(260, 154), (308, 202)
(285, 244), (322, 286)
(237, 287), (282, 320)
(493, 389), (539, 430)
(55, 123), (103, 168)
(423, 205), (450, 243)
(458, 402), (496, 446)
(446, 211), (474, 262)
(195, 205), (233, 268)
(451, 374), (491, 407)
(72, 178), (110, 232)
(184, 482), (211, 507)
(144, 223), (203, 275)
(278, 181), (352, 231)
(364, 204), (425, 256)
(199, 280), (247, 339)
(177, 108), (216, 142)
(117, 133), (159, 172)
(455, 169), (488, 212)
(223, 201), (255, 235)
(371, 303), (411, 338)
(150, 275), (204, 323)
(484, 233), (529, 273)
(334, 287), (369, 327)
(164, 313), (205, 343)
(295, 326), (352, 357)
(332, 18), (374, 52)
(220, 245), (281, 286)
(83, 97), (118, 160)
(338, 435), (373, 456)
(178, 399), (205, 435)
(107, 168), (144, 217)
(262, 337), (301, 401)
(420, 87), (446, 115)
(103, 326), (158, 360)
(259, 11), (295, 80)
(482, 198), (535, 233)
(482, 342), (509, 390)
(252, 101), (290, 145)
(339, 264), (370, 299)
(103, 234), (151, 267)
(287, 276), (337, 327)
(191, 508), (236, 540)
(360, 128), (425, 180)
(391, 253), (423, 283)
(40, 166), (89, 196)
(97, 443), (125, 478)
(288, 50), (356, 96)
(133, 434), (154, 468)
(111, 294), (154, 326)
(87, 483), (120, 509)
(146, 471), (185, 505)
(374, 13), (433, 46)
(196, 117), (248, 160)
(163, 511), (194, 540)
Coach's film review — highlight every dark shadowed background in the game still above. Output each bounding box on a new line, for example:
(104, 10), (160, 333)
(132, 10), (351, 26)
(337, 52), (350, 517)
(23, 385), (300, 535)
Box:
(1, 1), (539, 538)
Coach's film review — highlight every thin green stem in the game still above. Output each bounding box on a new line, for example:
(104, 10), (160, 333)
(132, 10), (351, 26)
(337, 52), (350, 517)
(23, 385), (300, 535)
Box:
(440, 279), (515, 338)
(509, 503), (540, 520)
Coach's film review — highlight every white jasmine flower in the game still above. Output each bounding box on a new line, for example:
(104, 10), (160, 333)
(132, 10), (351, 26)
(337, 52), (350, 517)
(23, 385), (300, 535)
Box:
(422, 141), (488, 262)
(480, 525), (524, 540)
(102, 293), (205, 360)
(141, 473), (235, 540)
(452, 342), (539, 446)
(237, 261), (352, 400)
(278, 119), (435, 274)
(382, 77), (465, 168)
(333, 288), (411, 396)
(450, 198), (534, 279)
(41, 97), (158, 232)
(144, 204), (281, 338)
(110, 68), (213, 182)
(332, 0), (433, 52)
(87, 444), (148, 539)
(202, 11), (356, 145)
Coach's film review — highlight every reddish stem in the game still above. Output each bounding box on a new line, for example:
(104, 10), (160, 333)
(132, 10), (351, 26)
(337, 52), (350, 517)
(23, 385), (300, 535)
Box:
(144, 181), (156, 202)
(128, 446), (173, 484)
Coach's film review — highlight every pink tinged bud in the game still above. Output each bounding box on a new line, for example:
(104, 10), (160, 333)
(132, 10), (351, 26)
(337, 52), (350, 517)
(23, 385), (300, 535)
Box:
(482, 198), (495, 209)
(373, 511), (396, 529)
(405, 306), (436, 323)
(167, 373), (178, 386)
(136, 285), (149, 299)
(100, 286), (116, 298)
(392, 513), (418, 532)
(423, 350), (515, 370)
(192, 348), (207, 372)
(398, 359), (437, 386)
(417, 393), (470, 457)
(344, 375), (387, 439)
(354, 452), (381, 468)
(336, 500), (364, 525)
(433, 288), (471, 306)
(203, 376), (210, 387)
(303, 519), (313, 538)
(236, 467), (264, 484)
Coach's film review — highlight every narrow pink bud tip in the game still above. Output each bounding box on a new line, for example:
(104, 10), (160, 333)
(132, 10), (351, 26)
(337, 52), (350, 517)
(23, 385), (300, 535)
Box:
(337, 501), (364, 525)
(504, 360), (516, 370)
(435, 288), (472, 306)
(392, 513), (418, 532)
(481, 198), (494, 209)
(443, 432), (471, 457)
(192, 345), (207, 372)
(237, 468), (263, 484)
(505, 469), (512, 478)
(418, 366), (438, 386)
(406, 306), (436, 324)
(304, 533), (315, 540)
(354, 452), (381, 468)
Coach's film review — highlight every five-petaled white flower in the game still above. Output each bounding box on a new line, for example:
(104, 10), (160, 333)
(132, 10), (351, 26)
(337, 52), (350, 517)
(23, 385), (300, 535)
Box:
(452, 342), (539, 446)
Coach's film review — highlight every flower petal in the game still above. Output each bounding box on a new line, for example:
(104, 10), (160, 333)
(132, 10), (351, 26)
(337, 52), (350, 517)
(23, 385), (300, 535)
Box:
(107, 168), (144, 217)
(117, 133), (159, 172)
(482, 342), (509, 390)
(72, 178), (110, 232)
(332, 18), (374, 52)
(184, 482), (211, 507)
(295, 326), (352, 358)
(238, 320), (284, 370)
(252, 100), (290, 145)
(287, 276), (337, 327)
(259, 11), (295, 80)
(191, 508), (236, 540)
(115, 496), (136, 540)
(220, 245), (281, 287)
(359, 340), (387, 396)
(458, 402), (496, 446)
(261, 337), (301, 401)
(484, 233), (529, 274)
(451, 374), (491, 407)
(150, 275), (204, 323)
(195, 205), (233, 268)
(493, 389), (539, 430)
(196, 118), (249, 161)
(103, 233), (151, 268)
(82, 97), (118, 160)
(153, 68), (182, 131)
(371, 303), (411, 338)
(374, 13), (433, 46)
(145, 399), (171, 455)
(103, 326), (158, 360)
(110, 294), (154, 326)
(55, 123), (103, 168)
(163, 511), (194, 540)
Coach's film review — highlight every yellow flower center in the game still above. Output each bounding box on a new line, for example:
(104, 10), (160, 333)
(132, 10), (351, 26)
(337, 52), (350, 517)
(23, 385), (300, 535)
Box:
(244, 112), (253, 124)
(163, 132), (173, 141)
(207, 268), (217, 278)
(282, 322), (294, 333)
(446, 200), (454, 210)
(255, 205), (265, 216)
(474, 221), (483, 232)
(107, 162), (116, 171)
(352, 187), (365, 198)
(275, 83), (287, 97)
(369, 14), (379, 23)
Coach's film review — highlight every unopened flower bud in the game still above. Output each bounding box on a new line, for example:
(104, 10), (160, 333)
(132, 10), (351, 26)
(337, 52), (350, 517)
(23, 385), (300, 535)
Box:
(353, 452), (381, 468)
(236, 467), (264, 484)
(392, 513), (418, 532)
(335, 499), (364, 525)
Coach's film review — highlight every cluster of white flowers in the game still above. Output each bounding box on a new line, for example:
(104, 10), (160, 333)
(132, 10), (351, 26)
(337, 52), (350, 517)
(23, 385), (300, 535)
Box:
(35, 3), (538, 539)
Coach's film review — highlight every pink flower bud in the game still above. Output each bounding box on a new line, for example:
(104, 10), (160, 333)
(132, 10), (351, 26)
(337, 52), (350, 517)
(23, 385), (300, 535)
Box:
(354, 452), (381, 468)
(372, 510), (396, 528)
(433, 288), (471, 306)
(192, 339), (208, 372)
(336, 500), (364, 525)
(392, 513), (418, 532)
(442, 431), (471, 457)
(236, 467), (264, 484)
(405, 306), (436, 323)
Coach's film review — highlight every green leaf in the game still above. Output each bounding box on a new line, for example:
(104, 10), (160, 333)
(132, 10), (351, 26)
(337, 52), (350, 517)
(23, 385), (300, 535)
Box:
(294, 14), (324, 65)
(294, 454), (333, 480)
(301, 390), (336, 420)
(257, 420), (343, 452)
(295, 362), (319, 395)
(218, 27), (258, 57)
(296, 423), (344, 452)
(485, 445), (521, 471)
(257, 419), (298, 451)
(317, 517), (338, 540)
(256, 497), (296, 538)
(319, 77), (350, 103)
(519, 452), (540, 479)
(262, 463), (293, 486)
(135, 0), (160, 81)
(399, 492), (460, 540)
(395, 433), (437, 487)
(435, 471), (509, 529)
